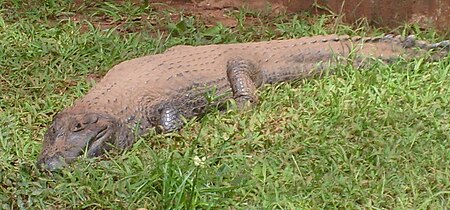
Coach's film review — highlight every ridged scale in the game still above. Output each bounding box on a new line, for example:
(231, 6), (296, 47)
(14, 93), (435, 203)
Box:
(68, 34), (443, 136)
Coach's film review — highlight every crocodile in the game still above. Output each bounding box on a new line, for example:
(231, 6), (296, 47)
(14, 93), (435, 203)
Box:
(36, 34), (449, 170)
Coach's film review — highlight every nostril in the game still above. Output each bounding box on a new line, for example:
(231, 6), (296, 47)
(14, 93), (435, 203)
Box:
(47, 158), (66, 171)
(39, 156), (67, 171)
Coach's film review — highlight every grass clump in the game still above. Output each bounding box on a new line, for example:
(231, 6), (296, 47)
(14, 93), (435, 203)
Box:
(1, 1), (449, 209)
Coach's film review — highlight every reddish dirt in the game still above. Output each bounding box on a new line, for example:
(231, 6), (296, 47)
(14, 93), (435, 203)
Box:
(66, 0), (282, 35)
(66, 0), (448, 34)
(159, 0), (449, 32)
(319, 0), (450, 32)
(151, 0), (241, 28)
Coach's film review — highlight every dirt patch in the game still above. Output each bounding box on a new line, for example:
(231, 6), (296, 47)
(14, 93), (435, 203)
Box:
(64, 0), (244, 34)
(319, 0), (450, 32)
(62, 0), (281, 36)
(151, 0), (241, 28)
(161, 0), (449, 32)
(63, 0), (448, 34)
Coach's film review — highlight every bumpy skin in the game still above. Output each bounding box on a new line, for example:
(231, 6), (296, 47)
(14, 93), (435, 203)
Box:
(36, 34), (449, 170)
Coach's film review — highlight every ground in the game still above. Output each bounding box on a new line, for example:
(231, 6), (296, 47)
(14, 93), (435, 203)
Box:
(1, 1), (450, 209)
(67, 0), (289, 34)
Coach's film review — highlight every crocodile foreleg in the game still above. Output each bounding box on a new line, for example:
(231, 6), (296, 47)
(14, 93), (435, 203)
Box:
(226, 57), (264, 109)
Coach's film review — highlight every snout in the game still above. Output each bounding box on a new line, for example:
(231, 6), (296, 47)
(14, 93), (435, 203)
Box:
(36, 135), (85, 171)
(36, 155), (68, 171)
(37, 112), (120, 171)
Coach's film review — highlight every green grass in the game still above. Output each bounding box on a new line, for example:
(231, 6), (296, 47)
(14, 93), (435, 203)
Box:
(1, 1), (450, 209)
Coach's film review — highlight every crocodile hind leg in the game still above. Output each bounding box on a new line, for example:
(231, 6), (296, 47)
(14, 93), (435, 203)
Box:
(226, 57), (263, 109)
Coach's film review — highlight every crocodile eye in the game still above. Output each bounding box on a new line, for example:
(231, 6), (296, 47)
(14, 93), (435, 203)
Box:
(72, 123), (83, 132)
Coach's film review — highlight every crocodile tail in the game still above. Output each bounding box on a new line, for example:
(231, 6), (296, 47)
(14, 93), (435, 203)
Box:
(423, 39), (450, 51)
(390, 34), (450, 60)
(349, 34), (448, 68)
(401, 35), (450, 51)
(380, 34), (449, 50)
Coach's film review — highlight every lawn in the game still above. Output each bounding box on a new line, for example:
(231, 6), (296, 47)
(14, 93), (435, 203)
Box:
(1, 1), (449, 209)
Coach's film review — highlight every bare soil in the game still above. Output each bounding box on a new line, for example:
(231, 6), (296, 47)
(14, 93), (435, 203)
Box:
(158, 0), (449, 32)
(64, 0), (448, 35)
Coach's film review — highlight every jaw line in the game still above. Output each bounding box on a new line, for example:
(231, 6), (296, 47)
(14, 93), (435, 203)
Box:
(95, 126), (108, 140)
(87, 125), (114, 157)
(54, 126), (112, 166)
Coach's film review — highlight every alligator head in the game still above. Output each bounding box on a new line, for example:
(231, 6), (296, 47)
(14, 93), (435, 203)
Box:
(36, 110), (120, 171)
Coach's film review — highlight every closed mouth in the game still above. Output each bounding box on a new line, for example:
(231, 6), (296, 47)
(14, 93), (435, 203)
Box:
(87, 125), (113, 157)
(95, 126), (108, 141)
